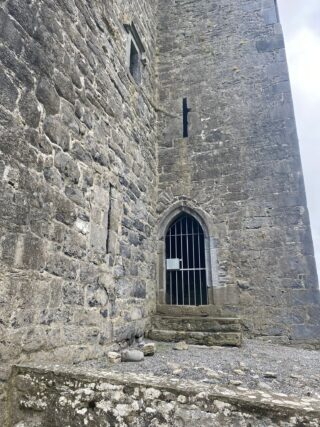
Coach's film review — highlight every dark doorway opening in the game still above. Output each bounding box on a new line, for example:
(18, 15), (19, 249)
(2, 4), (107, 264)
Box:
(165, 213), (208, 305)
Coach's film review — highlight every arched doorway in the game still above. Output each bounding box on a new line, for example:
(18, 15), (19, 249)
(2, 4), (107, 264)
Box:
(165, 213), (208, 305)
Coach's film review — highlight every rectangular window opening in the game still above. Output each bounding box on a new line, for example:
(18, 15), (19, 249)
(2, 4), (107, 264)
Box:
(125, 22), (145, 85)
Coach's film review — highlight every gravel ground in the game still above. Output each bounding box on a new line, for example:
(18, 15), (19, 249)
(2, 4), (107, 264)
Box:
(79, 339), (320, 399)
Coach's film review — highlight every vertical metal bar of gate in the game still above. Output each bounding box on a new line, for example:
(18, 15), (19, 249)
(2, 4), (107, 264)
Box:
(169, 226), (172, 305)
(175, 222), (178, 305)
(198, 227), (203, 305)
(192, 219), (196, 305)
(186, 216), (188, 304)
(180, 218), (184, 305)
(166, 214), (207, 306)
(186, 217), (190, 305)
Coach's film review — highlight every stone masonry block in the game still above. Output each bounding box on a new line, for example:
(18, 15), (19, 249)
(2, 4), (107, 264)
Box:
(19, 90), (41, 128)
(54, 152), (80, 183)
(256, 35), (285, 52)
(54, 71), (76, 105)
(291, 290), (320, 307)
(36, 77), (60, 115)
(44, 116), (70, 151)
(0, 8), (23, 54)
(0, 69), (19, 111)
(291, 324), (320, 341)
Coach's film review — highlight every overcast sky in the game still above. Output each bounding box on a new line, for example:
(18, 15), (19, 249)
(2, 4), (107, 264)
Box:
(277, 0), (320, 278)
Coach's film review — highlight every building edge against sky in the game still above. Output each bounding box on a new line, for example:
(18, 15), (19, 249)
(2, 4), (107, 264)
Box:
(278, 0), (320, 278)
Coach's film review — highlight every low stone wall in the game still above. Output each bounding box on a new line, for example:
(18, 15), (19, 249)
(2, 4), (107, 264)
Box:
(5, 364), (320, 426)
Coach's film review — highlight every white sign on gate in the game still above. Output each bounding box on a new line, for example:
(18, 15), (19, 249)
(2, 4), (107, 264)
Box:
(166, 258), (181, 270)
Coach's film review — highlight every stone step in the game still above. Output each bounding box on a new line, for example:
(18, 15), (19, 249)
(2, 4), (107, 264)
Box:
(156, 304), (239, 318)
(152, 315), (242, 333)
(147, 329), (242, 347)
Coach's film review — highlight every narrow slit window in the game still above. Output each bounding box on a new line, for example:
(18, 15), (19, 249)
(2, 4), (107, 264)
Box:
(106, 184), (115, 254)
(183, 98), (191, 138)
(129, 41), (141, 84)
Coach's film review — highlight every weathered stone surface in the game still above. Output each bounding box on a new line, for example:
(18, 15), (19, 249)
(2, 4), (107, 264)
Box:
(54, 152), (80, 183)
(152, 315), (242, 333)
(43, 116), (70, 151)
(256, 34), (285, 52)
(149, 314), (243, 347)
(54, 71), (75, 105)
(36, 77), (60, 115)
(0, 69), (19, 111)
(0, 9), (23, 54)
(18, 90), (41, 128)
(149, 329), (242, 348)
(0, 4), (158, 422)
(6, 364), (320, 427)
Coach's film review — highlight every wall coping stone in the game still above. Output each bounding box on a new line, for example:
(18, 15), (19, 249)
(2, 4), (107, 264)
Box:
(9, 363), (320, 418)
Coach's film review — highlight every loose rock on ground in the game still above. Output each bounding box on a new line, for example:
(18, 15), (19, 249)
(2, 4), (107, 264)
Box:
(79, 339), (320, 398)
(121, 349), (144, 363)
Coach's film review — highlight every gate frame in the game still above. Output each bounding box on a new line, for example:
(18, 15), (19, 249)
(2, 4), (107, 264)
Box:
(157, 201), (219, 305)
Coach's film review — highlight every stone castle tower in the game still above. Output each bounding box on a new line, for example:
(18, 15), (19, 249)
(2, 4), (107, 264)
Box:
(0, 0), (319, 419)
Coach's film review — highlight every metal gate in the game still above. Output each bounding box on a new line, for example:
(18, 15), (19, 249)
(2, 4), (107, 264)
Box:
(165, 213), (208, 305)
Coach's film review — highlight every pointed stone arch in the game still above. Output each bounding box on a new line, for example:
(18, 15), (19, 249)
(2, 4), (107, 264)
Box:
(157, 202), (219, 305)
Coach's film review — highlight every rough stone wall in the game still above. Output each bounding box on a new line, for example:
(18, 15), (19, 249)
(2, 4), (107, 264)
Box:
(0, 0), (158, 418)
(157, 0), (320, 341)
(6, 364), (320, 427)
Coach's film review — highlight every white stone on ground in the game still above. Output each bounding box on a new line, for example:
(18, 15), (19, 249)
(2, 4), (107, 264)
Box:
(173, 341), (189, 351)
(143, 343), (156, 356)
(108, 351), (121, 364)
(121, 349), (144, 362)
